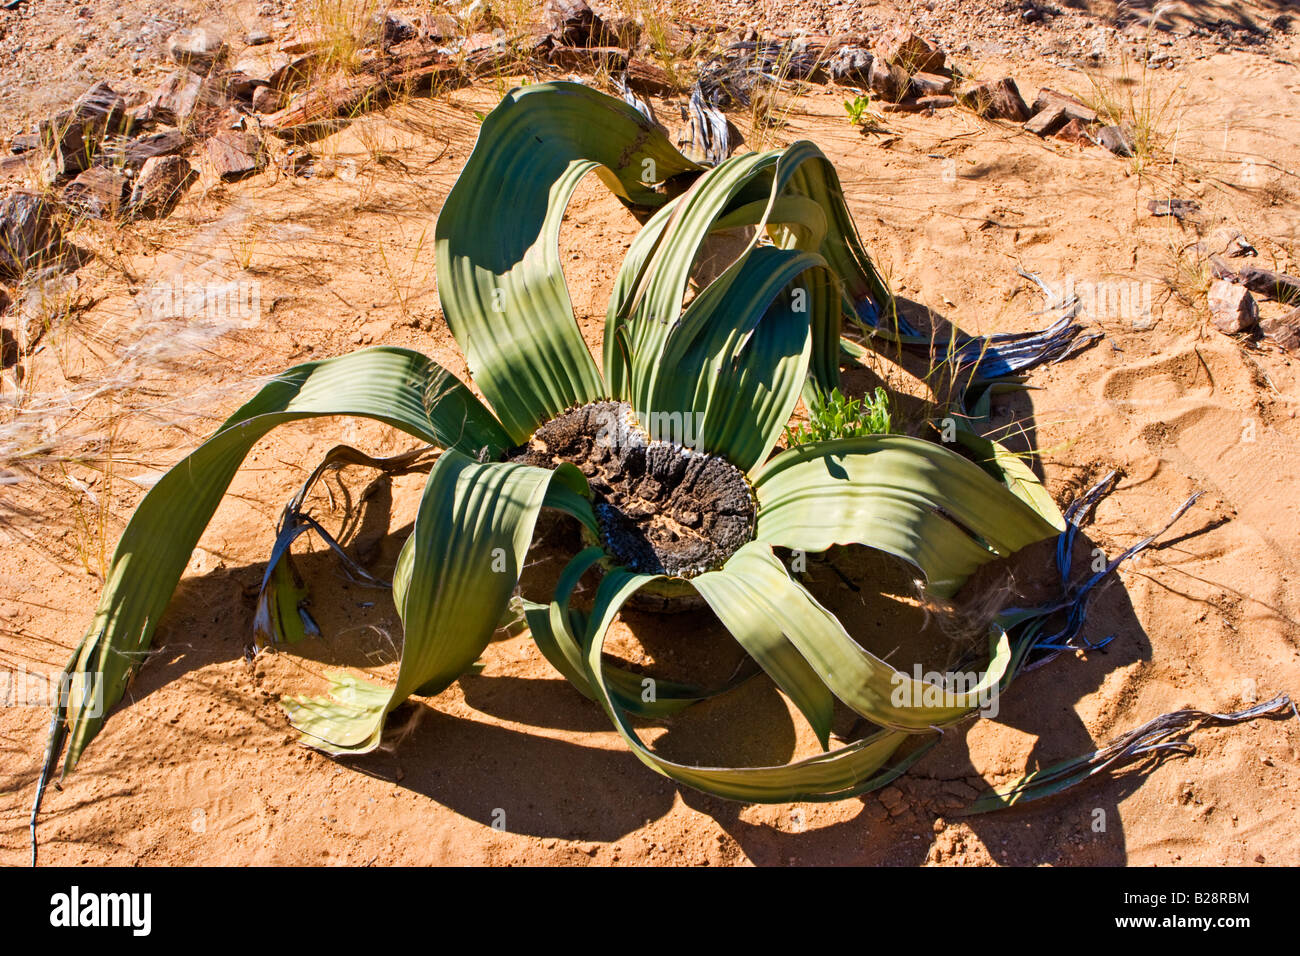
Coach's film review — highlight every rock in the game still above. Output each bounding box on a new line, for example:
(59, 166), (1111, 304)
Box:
(252, 85), (286, 114)
(1097, 124), (1135, 157)
(624, 59), (677, 96)
(878, 785), (908, 815)
(464, 32), (507, 56)
(1024, 104), (1068, 136)
(283, 149), (314, 177)
(36, 115), (91, 178)
(357, 316), (395, 344)
(915, 94), (956, 110)
(542, 0), (615, 47)
(377, 12), (416, 45)
(62, 166), (128, 218)
(223, 72), (266, 103)
(127, 103), (165, 130)
(0, 153), (36, 183)
(602, 15), (642, 49)
(860, 797), (889, 825)
(129, 155), (196, 217)
(168, 28), (228, 72)
(0, 286), (9, 317)
(1148, 198), (1200, 221)
(909, 71), (953, 96)
(868, 58), (910, 102)
(875, 26), (946, 75)
(1207, 279), (1258, 333)
(151, 70), (206, 125)
(547, 45), (628, 72)
(10, 133), (41, 154)
(1259, 310), (1300, 352)
(311, 156), (341, 179)
(1031, 88), (1098, 124)
(883, 95), (956, 112)
(278, 34), (333, 55)
(232, 50), (286, 80)
(422, 13), (459, 41)
(205, 130), (264, 181)
(71, 81), (128, 138)
(1212, 263), (1300, 305)
(246, 29), (272, 46)
(235, 50), (319, 92)
(30, 82), (130, 176)
(958, 77), (1031, 122)
(258, 58), (443, 140)
(120, 129), (186, 170)
(1055, 117), (1092, 145)
(0, 192), (63, 281)
(827, 46), (873, 85)
(1216, 231), (1256, 259)
(14, 274), (77, 352)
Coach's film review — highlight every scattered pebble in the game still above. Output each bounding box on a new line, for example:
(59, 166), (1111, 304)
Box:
(1208, 279), (1259, 334)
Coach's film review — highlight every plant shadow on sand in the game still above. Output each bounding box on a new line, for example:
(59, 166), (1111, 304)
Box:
(80, 515), (1155, 860)
(20, 287), (1174, 862)
(43, 378), (1209, 864)
(669, 533), (1155, 866)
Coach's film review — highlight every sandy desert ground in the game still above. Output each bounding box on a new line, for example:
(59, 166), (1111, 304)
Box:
(1, 0), (1299, 865)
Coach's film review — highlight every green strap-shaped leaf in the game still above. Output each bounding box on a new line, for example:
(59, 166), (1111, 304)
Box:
(949, 426), (1065, 528)
(753, 435), (1062, 597)
(540, 482), (601, 538)
(521, 547), (754, 718)
(776, 140), (894, 325)
(602, 193), (675, 401)
(436, 81), (700, 442)
(713, 195), (828, 248)
(48, 347), (510, 777)
(521, 547), (605, 699)
(752, 140), (893, 385)
(605, 151), (783, 411)
(688, 551), (835, 749)
(651, 245), (833, 472)
(698, 543), (1010, 732)
(604, 140), (886, 416)
(283, 451), (592, 752)
(576, 566), (934, 802)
